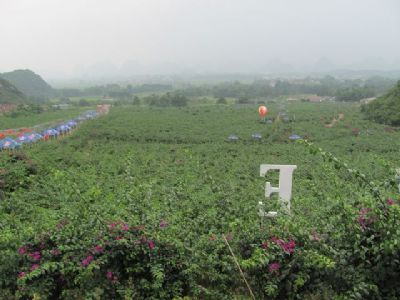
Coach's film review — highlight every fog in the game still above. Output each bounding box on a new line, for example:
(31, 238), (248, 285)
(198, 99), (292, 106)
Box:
(1, 0), (399, 79)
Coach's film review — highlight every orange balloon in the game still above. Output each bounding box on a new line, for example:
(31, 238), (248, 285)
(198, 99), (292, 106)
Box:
(258, 106), (268, 117)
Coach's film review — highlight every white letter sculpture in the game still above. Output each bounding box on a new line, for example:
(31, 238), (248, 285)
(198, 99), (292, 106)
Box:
(259, 164), (297, 217)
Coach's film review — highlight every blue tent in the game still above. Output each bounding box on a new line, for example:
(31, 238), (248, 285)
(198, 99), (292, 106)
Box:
(57, 124), (71, 133)
(67, 120), (78, 127)
(289, 134), (302, 140)
(0, 138), (21, 149)
(27, 132), (43, 142)
(16, 135), (30, 144)
(42, 129), (59, 137)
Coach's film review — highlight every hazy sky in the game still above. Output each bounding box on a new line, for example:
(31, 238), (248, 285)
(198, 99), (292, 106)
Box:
(1, 0), (399, 78)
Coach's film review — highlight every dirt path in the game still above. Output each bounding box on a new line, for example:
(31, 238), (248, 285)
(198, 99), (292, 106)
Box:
(325, 113), (344, 128)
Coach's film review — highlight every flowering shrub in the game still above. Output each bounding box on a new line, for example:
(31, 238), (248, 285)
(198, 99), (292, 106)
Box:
(13, 220), (189, 299)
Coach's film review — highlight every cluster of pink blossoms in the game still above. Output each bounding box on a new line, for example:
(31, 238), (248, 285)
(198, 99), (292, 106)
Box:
(357, 208), (374, 230)
(271, 237), (296, 254)
(269, 262), (281, 273)
(148, 240), (155, 250)
(81, 255), (94, 267)
(28, 251), (41, 261)
(106, 271), (118, 283)
(94, 245), (103, 254)
(17, 247), (44, 278)
(387, 198), (396, 206)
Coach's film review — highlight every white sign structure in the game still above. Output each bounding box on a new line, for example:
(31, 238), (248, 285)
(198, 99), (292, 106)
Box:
(259, 164), (297, 217)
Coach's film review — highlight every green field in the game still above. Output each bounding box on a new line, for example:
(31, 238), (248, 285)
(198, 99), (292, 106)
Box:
(0, 107), (93, 131)
(1, 102), (399, 299)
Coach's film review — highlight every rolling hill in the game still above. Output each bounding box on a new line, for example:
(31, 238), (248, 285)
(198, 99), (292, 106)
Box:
(0, 69), (54, 99)
(0, 77), (26, 104)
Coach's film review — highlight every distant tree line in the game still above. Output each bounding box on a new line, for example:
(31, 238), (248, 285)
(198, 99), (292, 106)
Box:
(56, 84), (173, 99)
(145, 92), (188, 107)
(53, 76), (396, 105)
(180, 75), (396, 102)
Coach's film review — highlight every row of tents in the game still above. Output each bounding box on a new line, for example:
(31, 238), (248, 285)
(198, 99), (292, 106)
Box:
(0, 110), (99, 151)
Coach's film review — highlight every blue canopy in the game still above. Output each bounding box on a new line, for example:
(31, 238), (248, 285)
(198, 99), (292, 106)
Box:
(16, 135), (30, 144)
(57, 124), (71, 132)
(42, 129), (59, 137)
(67, 120), (78, 127)
(289, 134), (302, 140)
(27, 132), (43, 142)
(0, 138), (21, 149)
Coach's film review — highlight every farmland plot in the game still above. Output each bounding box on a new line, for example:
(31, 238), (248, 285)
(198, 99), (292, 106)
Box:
(1, 102), (399, 299)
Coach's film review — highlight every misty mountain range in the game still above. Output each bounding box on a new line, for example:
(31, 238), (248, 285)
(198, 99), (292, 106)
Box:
(48, 56), (400, 81)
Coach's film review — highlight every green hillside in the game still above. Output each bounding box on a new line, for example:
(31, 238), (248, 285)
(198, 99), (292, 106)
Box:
(362, 80), (400, 126)
(0, 77), (26, 104)
(0, 69), (53, 99)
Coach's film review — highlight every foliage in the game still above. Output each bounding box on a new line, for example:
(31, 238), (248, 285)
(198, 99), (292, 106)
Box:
(362, 80), (400, 126)
(147, 92), (189, 107)
(0, 102), (399, 298)
(0, 77), (26, 104)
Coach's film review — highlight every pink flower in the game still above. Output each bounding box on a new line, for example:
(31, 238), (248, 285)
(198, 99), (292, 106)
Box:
(115, 236), (123, 241)
(282, 240), (296, 254)
(122, 224), (129, 231)
(30, 264), (39, 271)
(159, 219), (168, 228)
(269, 262), (281, 273)
(18, 247), (27, 255)
(94, 245), (103, 253)
(387, 198), (395, 206)
(261, 242), (269, 249)
(29, 251), (41, 261)
(81, 255), (94, 267)
(271, 237), (296, 254)
(18, 272), (26, 279)
(106, 271), (113, 280)
(148, 240), (155, 250)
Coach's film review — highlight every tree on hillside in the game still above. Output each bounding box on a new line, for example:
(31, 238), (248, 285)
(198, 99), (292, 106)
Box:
(362, 81), (400, 126)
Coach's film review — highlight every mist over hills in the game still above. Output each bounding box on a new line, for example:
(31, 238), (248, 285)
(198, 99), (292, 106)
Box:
(45, 55), (400, 87)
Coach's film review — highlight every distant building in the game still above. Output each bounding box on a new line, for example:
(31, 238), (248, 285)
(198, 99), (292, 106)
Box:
(97, 104), (111, 115)
(0, 103), (17, 113)
(307, 95), (323, 102)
